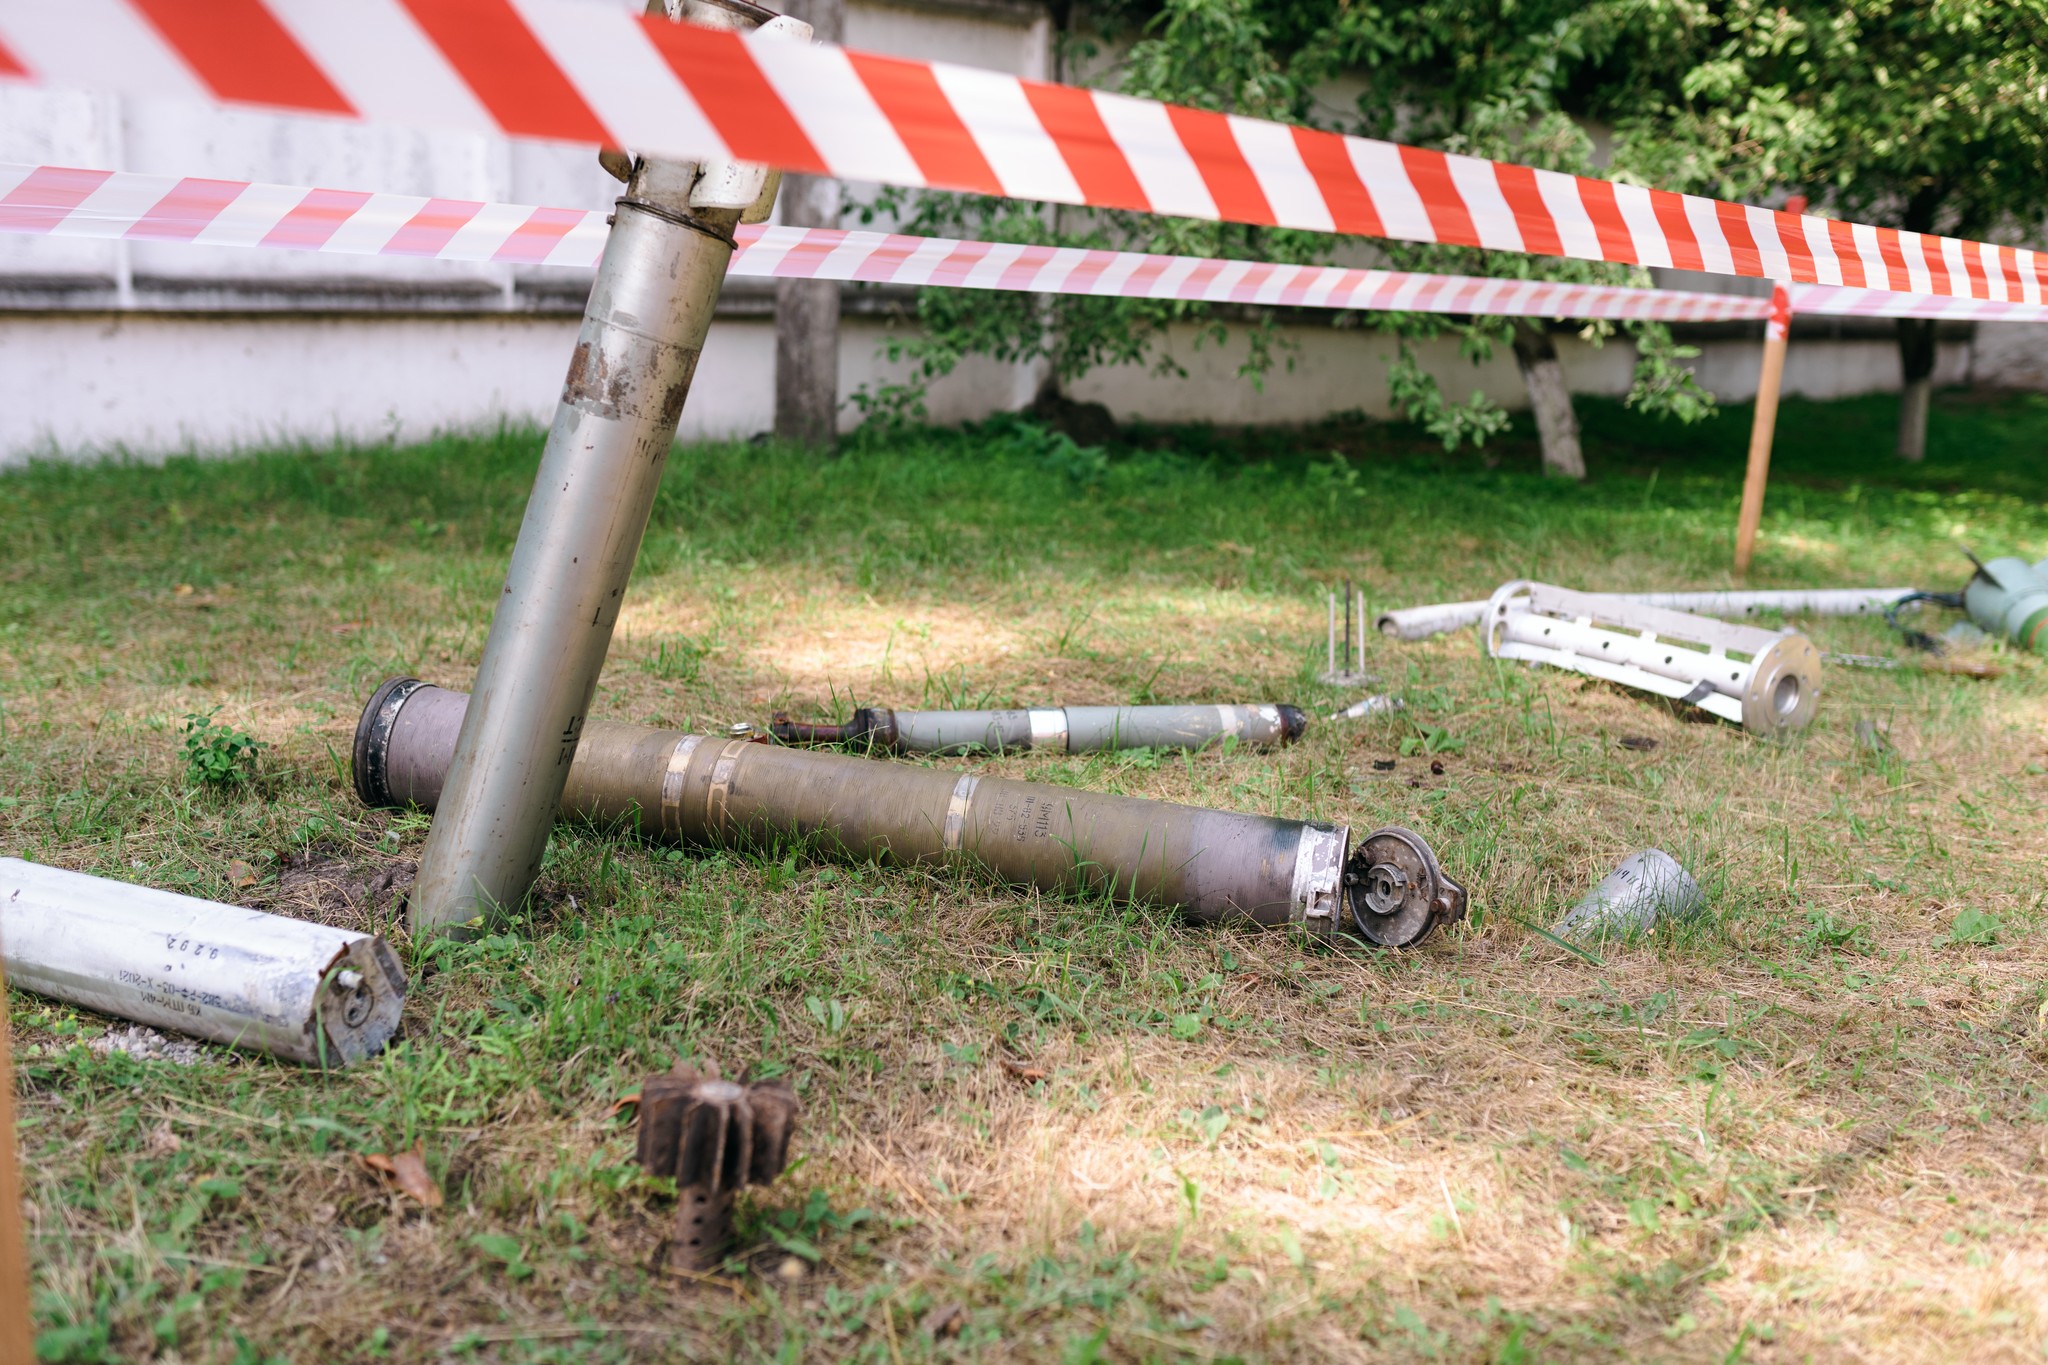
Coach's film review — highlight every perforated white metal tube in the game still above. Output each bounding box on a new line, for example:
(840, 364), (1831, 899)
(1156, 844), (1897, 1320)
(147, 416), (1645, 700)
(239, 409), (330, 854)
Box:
(1494, 613), (1747, 702)
(1483, 581), (1821, 734)
(1379, 587), (1915, 641)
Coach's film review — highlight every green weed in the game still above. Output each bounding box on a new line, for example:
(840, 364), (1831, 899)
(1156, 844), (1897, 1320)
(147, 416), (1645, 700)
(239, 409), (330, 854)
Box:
(177, 708), (264, 788)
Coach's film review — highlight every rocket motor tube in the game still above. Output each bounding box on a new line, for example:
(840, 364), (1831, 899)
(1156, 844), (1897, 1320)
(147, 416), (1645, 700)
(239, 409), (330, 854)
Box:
(1379, 586), (1918, 642)
(771, 703), (1308, 754)
(356, 680), (1465, 948)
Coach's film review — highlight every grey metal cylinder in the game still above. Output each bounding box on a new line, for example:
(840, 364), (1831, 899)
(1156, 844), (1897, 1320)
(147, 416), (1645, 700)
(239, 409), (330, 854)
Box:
(1553, 848), (1706, 941)
(359, 680), (1467, 949)
(771, 704), (1307, 755)
(0, 858), (406, 1066)
(1964, 557), (2048, 652)
(407, 1), (777, 935)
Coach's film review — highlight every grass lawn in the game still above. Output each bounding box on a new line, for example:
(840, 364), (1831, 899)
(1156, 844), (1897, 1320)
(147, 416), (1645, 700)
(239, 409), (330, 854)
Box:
(2, 389), (2046, 1363)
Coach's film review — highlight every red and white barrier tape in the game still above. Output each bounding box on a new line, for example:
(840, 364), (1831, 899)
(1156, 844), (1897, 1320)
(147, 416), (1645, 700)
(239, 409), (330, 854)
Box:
(0, 164), (612, 266)
(0, 162), (1777, 322)
(0, 0), (2042, 304)
(1777, 285), (2048, 322)
(1766, 284), (1791, 342)
(16, 163), (2048, 325)
(735, 225), (1775, 322)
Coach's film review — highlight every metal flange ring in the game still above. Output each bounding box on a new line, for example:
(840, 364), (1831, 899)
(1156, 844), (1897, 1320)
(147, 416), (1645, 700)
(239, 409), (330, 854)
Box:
(1342, 825), (1468, 948)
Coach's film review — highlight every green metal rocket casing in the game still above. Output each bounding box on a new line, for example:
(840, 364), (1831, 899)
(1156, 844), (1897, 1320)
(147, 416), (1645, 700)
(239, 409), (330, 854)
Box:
(1965, 558), (2048, 653)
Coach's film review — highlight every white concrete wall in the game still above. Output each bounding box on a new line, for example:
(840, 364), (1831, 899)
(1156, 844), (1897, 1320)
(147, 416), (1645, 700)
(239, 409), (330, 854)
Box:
(1969, 321), (2048, 390)
(1062, 323), (1972, 425)
(0, 312), (1042, 461)
(3, 309), (1978, 463)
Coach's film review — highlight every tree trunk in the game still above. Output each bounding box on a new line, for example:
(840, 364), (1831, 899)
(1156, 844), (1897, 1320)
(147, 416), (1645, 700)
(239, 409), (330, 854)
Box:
(1896, 316), (1937, 462)
(1893, 183), (1949, 464)
(772, 0), (843, 449)
(1512, 327), (1584, 479)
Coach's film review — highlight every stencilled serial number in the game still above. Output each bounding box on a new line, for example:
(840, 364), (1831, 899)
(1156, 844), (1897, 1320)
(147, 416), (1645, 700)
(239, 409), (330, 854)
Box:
(117, 970), (234, 1013)
(1005, 795), (1057, 843)
(164, 934), (221, 961)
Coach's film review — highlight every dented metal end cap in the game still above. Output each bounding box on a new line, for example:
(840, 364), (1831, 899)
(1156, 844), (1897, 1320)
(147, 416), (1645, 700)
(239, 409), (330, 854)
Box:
(1740, 634), (1822, 736)
(668, 0), (783, 28)
(315, 938), (408, 1066)
(1342, 825), (1467, 948)
(353, 677), (428, 810)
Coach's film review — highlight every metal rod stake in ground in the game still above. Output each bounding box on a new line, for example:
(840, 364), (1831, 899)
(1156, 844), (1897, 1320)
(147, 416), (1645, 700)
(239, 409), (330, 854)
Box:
(408, 0), (808, 934)
(1343, 577), (1354, 670)
(1327, 592), (1337, 678)
(1356, 587), (1366, 677)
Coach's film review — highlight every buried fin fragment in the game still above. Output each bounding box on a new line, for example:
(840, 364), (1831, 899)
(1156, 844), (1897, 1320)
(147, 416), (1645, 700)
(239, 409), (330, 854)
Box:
(636, 1065), (800, 1271)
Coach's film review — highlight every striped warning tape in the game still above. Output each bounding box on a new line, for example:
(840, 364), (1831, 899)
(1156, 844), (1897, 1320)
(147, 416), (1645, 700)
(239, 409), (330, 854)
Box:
(1773, 285), (2048, 322)
(0, 0), (2041, 304)
(0, 162), (1773, 321)
(13, 164), (2048, 325)
(0, 163), (611, 266)
(734, 226), (1778, 322)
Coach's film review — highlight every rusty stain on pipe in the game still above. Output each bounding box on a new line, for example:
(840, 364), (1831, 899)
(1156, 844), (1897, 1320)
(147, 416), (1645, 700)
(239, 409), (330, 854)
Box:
(357, 679), (1466, 949)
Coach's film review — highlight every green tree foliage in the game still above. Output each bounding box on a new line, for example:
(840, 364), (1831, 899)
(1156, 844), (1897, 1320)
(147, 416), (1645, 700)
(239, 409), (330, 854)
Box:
(1592, 1), (2048, 459)
(861, 0), (1718, 458)
(864, 0), (2048, 466)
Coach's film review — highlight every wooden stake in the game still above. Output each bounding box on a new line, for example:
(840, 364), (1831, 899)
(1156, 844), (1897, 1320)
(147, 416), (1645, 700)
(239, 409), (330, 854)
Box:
(1734, 284), (1792, 577)
(0, 962), (34, 1360)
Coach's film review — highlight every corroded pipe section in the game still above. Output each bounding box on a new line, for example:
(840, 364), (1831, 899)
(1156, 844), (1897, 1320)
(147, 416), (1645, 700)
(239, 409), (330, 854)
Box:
(357, 680), (1465, 948)
(770, 703), (1307, 755)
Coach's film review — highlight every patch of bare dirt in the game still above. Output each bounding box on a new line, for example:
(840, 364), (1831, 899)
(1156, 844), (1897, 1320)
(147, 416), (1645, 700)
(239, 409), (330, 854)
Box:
(260, 846), (416, 934)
